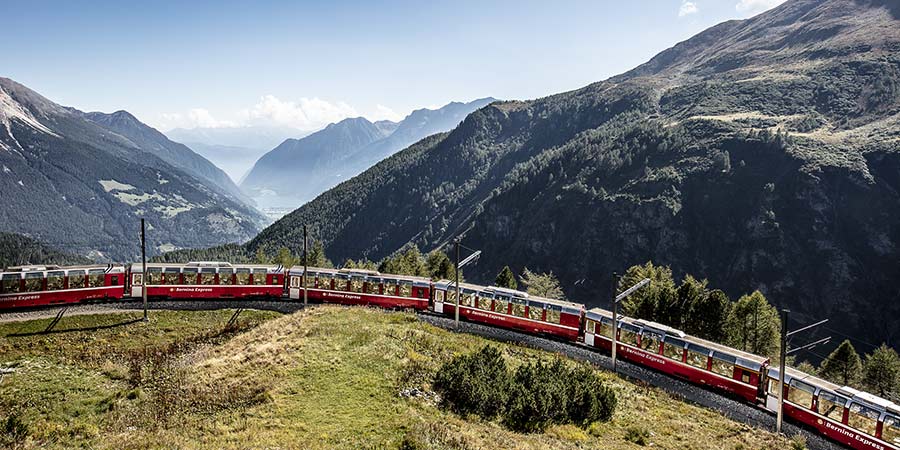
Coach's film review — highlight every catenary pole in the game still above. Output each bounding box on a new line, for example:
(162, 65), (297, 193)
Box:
(611, 272), (619, 374)
(777, 308), (789, 434)
(455, 238), (461, 330)
(303, 225), (308, 306)
(141, 218), (147, 322)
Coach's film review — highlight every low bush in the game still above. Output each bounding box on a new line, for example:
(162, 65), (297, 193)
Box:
(433, 346), (616, 433)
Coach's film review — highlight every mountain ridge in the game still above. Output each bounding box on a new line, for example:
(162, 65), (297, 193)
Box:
(248, 0), (900, 349)
(0, 77), (266, 261)
(240, 97), (497, 209)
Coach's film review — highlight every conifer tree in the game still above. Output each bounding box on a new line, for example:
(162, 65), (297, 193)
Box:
(863, 344), (900, 396)
(820, 340), (863, 386)
(495, 266), (518, 290)
(725, 291), (781, 359)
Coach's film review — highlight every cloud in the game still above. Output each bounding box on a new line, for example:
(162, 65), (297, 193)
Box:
(369, 104), (405, 122)
(155, 96), (406, 131)
(679, 1), (699, 17)
(735, 0), (787, 15)
(242, 95), (359, 131)
(159, 108), (236, 130)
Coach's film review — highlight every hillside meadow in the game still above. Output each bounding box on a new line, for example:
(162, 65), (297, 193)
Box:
(0, 306), (801, 449)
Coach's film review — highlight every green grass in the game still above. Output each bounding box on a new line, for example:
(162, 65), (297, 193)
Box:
(0, 306), (799, 449)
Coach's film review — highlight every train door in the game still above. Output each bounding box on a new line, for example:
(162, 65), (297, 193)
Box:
(289, 273), (302, 300)
(131, 271), (144, 298)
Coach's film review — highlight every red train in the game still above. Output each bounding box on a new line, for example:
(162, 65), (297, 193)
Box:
(1, 261), (898, 450)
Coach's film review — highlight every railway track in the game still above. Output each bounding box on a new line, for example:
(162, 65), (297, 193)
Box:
(0, 300), (846, 450)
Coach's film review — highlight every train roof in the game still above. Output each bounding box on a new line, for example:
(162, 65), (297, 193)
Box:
(132, 262), (286, 273)
(585, 307), (768, 368)
(1, 264), (125, 275)
(768, 366), (900, 414)
(434, 279), (585, 311)
(288, 266), (432, 286)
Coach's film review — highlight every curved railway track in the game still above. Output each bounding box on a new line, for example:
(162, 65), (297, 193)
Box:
(0, 299), (846, 450)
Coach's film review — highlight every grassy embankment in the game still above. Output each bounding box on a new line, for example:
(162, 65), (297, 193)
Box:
(0, 306), (802, 449)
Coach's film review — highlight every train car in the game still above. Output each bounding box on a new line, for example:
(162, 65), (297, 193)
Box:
(286, 267), (431, 310)
(432, 281), (584, 341)
(129, 261), (285, 299)
(764, 366), (900, 450)
(0, 264), (126, 309)
(583, 308), (768, 403)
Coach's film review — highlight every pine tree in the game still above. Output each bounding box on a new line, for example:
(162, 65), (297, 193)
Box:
(426, 250), (457, 280)
(274, 247), (298, 268)
(863, 344), (900, 396)
(684, 288), (731, 342)
(820, 340), (863, 386)
(725, 291), (781, 359)
(307, 240), (333, 268)
(619, 261), (676, 323)
(254, 247), (270, 264)
(520, 268), (565, 299)
(495, 266), (518, 290)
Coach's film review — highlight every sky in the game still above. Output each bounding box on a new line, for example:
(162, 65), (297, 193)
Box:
(3, 0), (786, 132)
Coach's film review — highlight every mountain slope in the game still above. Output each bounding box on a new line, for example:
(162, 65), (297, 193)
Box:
(0, 232), (93, 268)
(240, 98), (497, 209)
(250, 0), (900, 348)
(0, 77), (266, 261)
(83, 110), (253, 205)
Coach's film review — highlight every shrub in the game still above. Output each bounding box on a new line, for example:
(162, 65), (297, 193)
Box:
(624, 425), (650, 445)
(434, 347), (616, 433)
(433, 346), (510, 419)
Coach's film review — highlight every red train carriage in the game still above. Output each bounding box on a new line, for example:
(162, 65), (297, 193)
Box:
(583, 308), (768, 403)
(764, 367), (900, 450)
(129, 262), (284, 299)
(0, 265), (126, 309)
(433, 281), (584, 342)
(286, 267), (431, 310)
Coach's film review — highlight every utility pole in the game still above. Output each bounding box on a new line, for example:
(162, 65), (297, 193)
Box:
(777, 309), (788, 434)
(455, 238), (461, 329)
(776, 313), (830, 434)
(303, 225), (308, 306)
(141, 218), (148, 322)
(611, 275), (651, 374)
(611, 272), (619, 373)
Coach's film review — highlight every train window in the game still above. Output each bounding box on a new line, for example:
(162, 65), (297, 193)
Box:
(382, 280), (396, 296)
(546, 307), (561, 324)
(303, 273), (316, 289)
(435, 289), (445, 303)
(183, 268), (199, 285)
(417, 286), (427, 299)
(70, 272), (87, 289)
(445, 288), (456, 304)
(512, 300), (527, 317)
(235, 268), (251, 285)
(200, 269), (216, 285)
(493, 297), (509, 314)
(620, 324), (640, 347)
(47, 271), (65, 290)
(163, 268), (180, 285)
(219, 268), (234, 285)
(335, 276), (350, 291)
(111, 275), (119, 286)
(132, 273), (143, 287)
(586, 320), (596, 334)
(528, 304), (543, 321)
(475, 295), (489, 310)
(366, 281), (381, 295)
(686, 344), (709, 369)
(882, 414), (900, 445)
(350, 278), (364, 293)
(711, 352), (737, 378)
(766, 377), (781, 396)
(24, 272), (43, 292)
(816, 391), (847, 422)
(1, 274), (20, 293)
(847, 402), (879, 436)
(399, 282), (412, 297)
(663, 337), (685, 361)
(147, 268), (162, 284)
(787, 379), (816, 409)
(289, 276), (301, 289)
(640, 331), (662, 352)
(252, 269), (267, 285)
(460, 291), (474, 307)
(88, 269), (105, 288)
